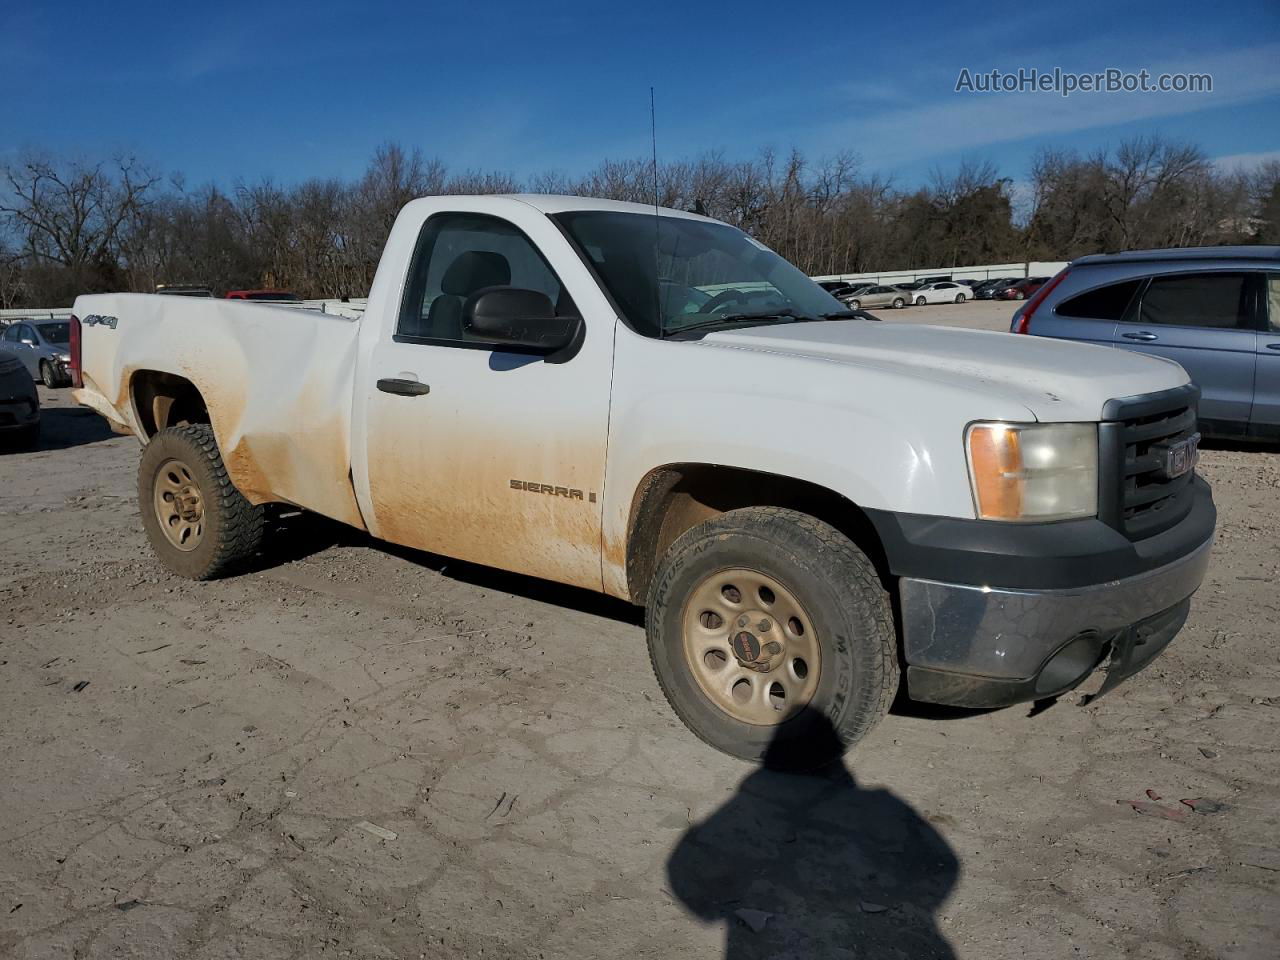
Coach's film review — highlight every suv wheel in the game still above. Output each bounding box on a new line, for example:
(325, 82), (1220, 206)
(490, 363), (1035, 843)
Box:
(645, 507), (898, 768)
(138, 424), (264, 579)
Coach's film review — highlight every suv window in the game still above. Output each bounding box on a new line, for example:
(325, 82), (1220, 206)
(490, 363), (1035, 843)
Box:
(1138, 272), (1251, 330)
(1268, 274), (1280, 333)
(1057, 279), (1143, 320)
(398, 213), (569, 344)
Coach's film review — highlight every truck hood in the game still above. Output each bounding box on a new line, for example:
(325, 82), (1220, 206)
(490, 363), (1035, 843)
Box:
(699, 321), (1189, 421)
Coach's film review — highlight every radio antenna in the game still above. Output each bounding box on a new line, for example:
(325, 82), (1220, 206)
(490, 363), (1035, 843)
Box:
(650, 87), (664, 337)
(650, 86), (660, 215)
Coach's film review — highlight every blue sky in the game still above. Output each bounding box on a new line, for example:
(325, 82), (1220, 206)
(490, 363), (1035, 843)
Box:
(3, 0), (1278, 191)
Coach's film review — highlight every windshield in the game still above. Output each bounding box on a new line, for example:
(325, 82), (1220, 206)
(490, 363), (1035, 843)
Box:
(553, 211), (846, 337)
(36, 322), (70, 344)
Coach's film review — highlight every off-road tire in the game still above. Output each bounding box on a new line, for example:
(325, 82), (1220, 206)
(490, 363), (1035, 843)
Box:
(138, 424), (264, 579)
(646, 507), (898, 769)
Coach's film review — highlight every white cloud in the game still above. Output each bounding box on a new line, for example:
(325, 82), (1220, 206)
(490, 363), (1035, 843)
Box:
(1213, 150), (1280, 172)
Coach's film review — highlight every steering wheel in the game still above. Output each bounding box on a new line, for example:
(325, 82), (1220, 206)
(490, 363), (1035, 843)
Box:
(701, 288), (750, 314)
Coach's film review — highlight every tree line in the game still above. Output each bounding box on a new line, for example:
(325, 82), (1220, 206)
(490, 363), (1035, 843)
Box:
(1, 136), (1277, 308)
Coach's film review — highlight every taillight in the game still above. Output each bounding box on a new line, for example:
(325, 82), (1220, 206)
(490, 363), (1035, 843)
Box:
(1011, 269), (1068, 334)
(69, 314), (83, 388)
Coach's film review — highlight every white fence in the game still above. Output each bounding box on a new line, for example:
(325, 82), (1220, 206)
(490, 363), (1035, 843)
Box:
(813, 260), (1068, 286)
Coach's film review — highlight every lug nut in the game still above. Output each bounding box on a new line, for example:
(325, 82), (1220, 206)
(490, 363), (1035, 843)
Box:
(764, 641), (782, 655)
(758, 620), (771, 632)
(737, 617), (748, 628)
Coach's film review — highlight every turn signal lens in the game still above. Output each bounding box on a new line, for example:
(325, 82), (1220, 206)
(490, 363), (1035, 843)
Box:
(966, 422), (1098, 522)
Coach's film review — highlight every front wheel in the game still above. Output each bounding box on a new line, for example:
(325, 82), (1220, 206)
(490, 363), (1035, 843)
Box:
(1014, 291), (1025, 300)
(848, 299), (861, 309)
(138, 424), (264, 579)
(39, 360), (56, 387)
(915, 296), (926, 306)
(645, 507), (898, 769)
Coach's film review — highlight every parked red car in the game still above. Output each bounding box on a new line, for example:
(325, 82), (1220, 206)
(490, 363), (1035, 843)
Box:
(225, 290), (302, 301)
(996, 277), (1050, 301)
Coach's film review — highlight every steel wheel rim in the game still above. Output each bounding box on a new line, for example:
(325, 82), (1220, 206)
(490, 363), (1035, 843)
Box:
(681, 567), (821, 726)
(153, 458), (205, 551)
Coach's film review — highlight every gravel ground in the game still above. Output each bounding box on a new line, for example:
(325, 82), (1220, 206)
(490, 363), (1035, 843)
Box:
(1, 344), (1278, 959)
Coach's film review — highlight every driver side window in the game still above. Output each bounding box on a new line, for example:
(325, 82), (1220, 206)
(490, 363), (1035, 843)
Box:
(397, 213), (572, 346)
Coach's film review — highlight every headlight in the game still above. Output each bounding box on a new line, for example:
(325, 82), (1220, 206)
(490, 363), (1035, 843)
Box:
(966, 422), (1097, 521)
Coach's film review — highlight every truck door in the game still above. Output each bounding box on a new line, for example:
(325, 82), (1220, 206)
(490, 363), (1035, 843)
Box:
(356, 208), (615, 591)
(1254, 273), (1280, 438)
(1111, 271), (1257, 433)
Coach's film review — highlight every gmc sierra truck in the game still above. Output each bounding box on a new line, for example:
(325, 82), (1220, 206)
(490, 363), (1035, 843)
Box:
(71, 195), (1215, 766)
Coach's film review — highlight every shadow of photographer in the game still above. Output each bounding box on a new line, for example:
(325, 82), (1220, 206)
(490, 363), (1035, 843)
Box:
(667, 708), (959, 959)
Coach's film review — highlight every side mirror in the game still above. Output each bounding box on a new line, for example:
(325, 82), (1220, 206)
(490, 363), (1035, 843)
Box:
(463, 287), (581, 352)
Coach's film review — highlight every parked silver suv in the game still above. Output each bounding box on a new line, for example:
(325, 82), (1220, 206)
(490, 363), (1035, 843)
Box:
(1012, 246), (1280, 441)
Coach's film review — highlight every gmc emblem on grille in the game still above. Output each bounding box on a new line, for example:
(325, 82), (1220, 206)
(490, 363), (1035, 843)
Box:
(1154, 433), (1200, 481)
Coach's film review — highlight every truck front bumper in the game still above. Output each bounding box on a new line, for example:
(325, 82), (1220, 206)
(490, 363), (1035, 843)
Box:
(867, 475), (1216, 708)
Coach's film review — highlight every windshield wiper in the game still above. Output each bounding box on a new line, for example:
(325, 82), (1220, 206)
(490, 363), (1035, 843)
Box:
(669, 309), (811, 335)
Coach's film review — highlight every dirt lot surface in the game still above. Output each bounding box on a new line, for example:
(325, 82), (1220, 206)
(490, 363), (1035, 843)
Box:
(2, 344), (1279, 959)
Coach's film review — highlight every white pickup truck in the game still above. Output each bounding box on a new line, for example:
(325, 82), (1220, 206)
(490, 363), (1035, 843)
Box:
(71, 195), (1215, 766)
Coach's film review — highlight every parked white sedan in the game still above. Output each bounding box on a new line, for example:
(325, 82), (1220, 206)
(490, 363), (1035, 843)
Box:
(909, 281), (972, 305)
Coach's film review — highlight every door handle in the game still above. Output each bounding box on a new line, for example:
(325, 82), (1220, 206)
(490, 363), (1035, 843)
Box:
(376, 378), (431, 397)
(1122, 331), (1159, 341)
(1267, 343), (1280, 351)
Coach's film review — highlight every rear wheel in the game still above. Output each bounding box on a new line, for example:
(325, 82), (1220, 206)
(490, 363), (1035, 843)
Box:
(1014, 291), (1026, 300)
(892, 297), (905, 309)
(915, 296), (927, 306)
(955, 293), (967, 303)
(645, 507), (898, 769)
(138, 424), (264, 579)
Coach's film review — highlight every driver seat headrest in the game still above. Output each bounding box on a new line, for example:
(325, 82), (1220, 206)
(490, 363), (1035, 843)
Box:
(441, 251), (511, 297)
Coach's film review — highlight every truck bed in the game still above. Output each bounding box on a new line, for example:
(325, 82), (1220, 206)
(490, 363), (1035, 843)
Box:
(73, 293), (367, 529)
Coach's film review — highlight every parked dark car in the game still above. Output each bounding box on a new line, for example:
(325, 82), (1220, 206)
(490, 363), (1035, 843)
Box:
(155, 284), (214, 297)
(974, 278), (1020, 299)
(0, 348), (40, 448)
(1011, 245), (1280, 440)
(997, 277), (1050, 300)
